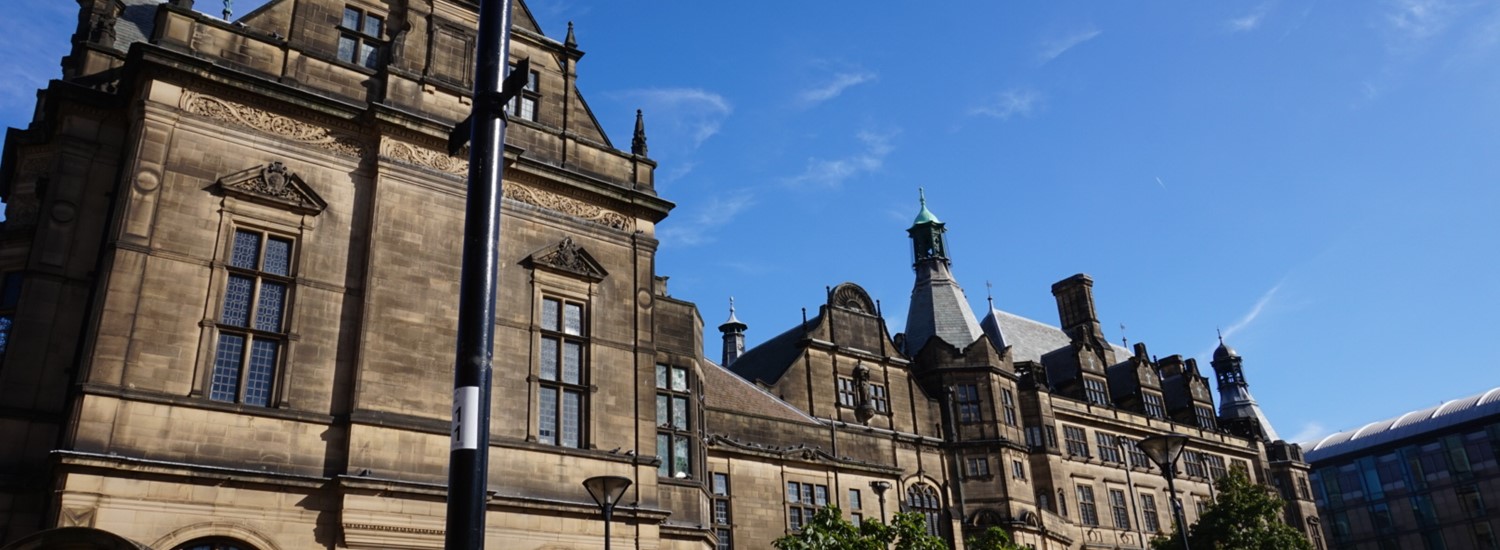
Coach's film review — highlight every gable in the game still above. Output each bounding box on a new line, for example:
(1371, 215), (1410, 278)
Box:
(215, 161), (327, 215)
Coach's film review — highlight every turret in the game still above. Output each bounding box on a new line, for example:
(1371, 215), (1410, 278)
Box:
(901, 190), (983, 356)
(719, 298), (747, 367)
(1210, 336), (1280, 441)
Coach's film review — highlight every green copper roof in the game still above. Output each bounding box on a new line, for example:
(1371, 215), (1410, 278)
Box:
(912, 188), (941, 226)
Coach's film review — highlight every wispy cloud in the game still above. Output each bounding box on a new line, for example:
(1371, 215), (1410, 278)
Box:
(1289, 421), (1330, 445)
(785, 130), (895, 188)
(1037, 27), (1101, 63)
(1227, 3), (1272, 32)
(970, 88), (1043, 121)
(1222, 282), (1283, 340)
(611, 88), (732, 148)
(0, 0), (73, 121)
(798, 71), (877, 105)
(658, 191), (757, 246)
(1381, 0), (1463, 44)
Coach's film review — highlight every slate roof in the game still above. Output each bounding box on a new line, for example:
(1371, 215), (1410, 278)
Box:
(116, 0), (165, 52)
(702, 359), (820, 426)
(725, 313), (821, 386)
(982, 308), (1130, 365)
(904, 262), (985, 355)
(1306, 386), (1500, 463)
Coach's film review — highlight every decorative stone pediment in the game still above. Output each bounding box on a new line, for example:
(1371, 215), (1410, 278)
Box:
(216, 161), (327, 215)
(524, 237), (607, 281)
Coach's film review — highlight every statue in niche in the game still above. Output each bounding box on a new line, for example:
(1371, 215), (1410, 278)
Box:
(854, 362), (875, 424)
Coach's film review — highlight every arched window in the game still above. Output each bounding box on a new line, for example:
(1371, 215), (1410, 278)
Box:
(175, 538), (254, 550)
(905, 483), (942, 536)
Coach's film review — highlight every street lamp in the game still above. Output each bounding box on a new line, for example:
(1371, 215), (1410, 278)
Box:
(583, 475), (633, 550)
(1136, 434), (1191, 550)
(870, 481), (892, 522)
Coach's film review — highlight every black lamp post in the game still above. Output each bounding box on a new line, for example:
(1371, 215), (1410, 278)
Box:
(583, 475), (633, 550)
(870, 480), (892, 523)
(1137, 434), (1192, 550)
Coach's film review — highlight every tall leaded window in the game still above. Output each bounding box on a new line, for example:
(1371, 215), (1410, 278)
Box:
(1195, 405), (1217, 430)
(907, 483), (942, 536)
(505, 65), (541, 122)
(1109, 488), (1131, 529)
(0, 272), (21, 364)
(1077, 484), (1100, 526)
(1141, 493), (1161, 533)
(1183, 451), (1206, 478)
(956, 384), (981, 423)
(849, 489), (863, 524)
(656, 363), (693, 478)
(837, 376), (858, 407)
(211, 229), (293, 406)
(1142, 392), (1167, 418)
(1127, 440), (1152, 469)
(1011, 459), (1026, 480)
(1205, 453), (1227, 480)
(1097, 432), (1122, 463)
(1064, 425), (1091, 458)
(337, 6), (383, 69)
(871, 384), (890, 413)
(713, 472), (733, 549)
(787, 481), (828, 531)
(1000, 388), (1017, 426)
(1083, 377), (1110, 406)
(539, 296), (587, 448)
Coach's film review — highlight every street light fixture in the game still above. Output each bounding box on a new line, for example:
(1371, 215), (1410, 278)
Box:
(1136, 434), (1192, 550)
(870, 481), (892, 523)
(583, 475), (633, 550)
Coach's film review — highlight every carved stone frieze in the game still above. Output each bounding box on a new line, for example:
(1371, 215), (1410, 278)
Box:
(180, 92), (364, 157)
(380, 139), (468, 176)
(503, 181), (632, 231)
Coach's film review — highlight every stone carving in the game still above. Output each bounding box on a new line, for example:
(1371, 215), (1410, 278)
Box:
(181, 92), (364, 157)
(831, 282), (876, 314)
(504, 182), (632, 231)
(218, 160), (327, 215)
(527, 237), (607, 281)
(853, 362), (875, 424)
(381, 140), (468, 176)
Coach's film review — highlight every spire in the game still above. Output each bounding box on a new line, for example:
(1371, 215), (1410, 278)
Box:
(631, 109), (648, 157)
(719, 297), (747, 366)
(903, 190), (983, 356)
(978, 281), (1008, 351)
(564, 21), (577, 49)
(1210, 337), (1279, 441)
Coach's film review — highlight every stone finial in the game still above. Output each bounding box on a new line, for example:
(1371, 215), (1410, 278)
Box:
(631, 109), (648, 157)
(222, 0), (233, 20)
(565, 21), (577, 49)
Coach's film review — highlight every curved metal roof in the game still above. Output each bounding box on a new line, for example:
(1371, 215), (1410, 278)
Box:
(1305, 385), (1500, 463)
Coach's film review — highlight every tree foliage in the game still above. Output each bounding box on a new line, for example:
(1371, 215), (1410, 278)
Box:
(772, 507), (948, 550)
(1151, 468), (1313, 550)
(964, 527), (1027, 550)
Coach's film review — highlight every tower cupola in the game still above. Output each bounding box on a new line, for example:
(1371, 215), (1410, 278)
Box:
(1210, 334), (1280, 441)
(719, 298), (747, 367)
(902, 190), (983, 356)
(907, 188), (950, 268)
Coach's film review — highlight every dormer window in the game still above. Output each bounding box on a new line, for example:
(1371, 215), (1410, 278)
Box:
(505, 64), (540, 121)
(338, 7), (383, 69)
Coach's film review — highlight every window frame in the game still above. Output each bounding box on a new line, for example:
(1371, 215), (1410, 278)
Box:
(787, 481), (829, 532)
(505, 65), (541, 122)
(1142, 391), (1167, 418)
(537, 295), (589, 448)
(336, 6), (385, 69)
(1141, 493), (1161, 533)
(1083, 377), (1110, 406)
(1000, 387), (1017, 426)
(956, 383), (982, 424)
(837, 376), (858, 407)
(208, 228), (295, 407)
(656, 363), (695, 478)
(1108, 488), (1131, 530)
(1064, 425), (1091, 459)
(1077, 484), (1100, 527)
(870, 383), (891, 414)
(906, 483), (942, 536)
(712, 472), (733, 550)
(1097, 432), (1122, 464)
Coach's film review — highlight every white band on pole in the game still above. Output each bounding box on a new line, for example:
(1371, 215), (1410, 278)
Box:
(452, 386), (480, 450)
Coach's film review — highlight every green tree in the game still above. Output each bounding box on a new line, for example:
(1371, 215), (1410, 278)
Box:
(1151, 468), (1313, 550)
(772, 507), (948, 550)
(965, 527), (1026, 550)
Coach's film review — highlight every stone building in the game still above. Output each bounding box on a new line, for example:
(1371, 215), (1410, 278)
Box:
(0, 0), (1319, 548)
(1304, 387), (1500, 549)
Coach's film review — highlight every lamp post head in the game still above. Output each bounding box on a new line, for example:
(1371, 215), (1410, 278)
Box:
(870, 480), (891, 497)
(1136, 434), (1190, 472)
(583, 475), (633, 512)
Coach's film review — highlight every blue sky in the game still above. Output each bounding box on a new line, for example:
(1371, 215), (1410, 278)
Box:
(5, 0), (1499, 446)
